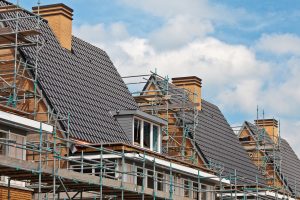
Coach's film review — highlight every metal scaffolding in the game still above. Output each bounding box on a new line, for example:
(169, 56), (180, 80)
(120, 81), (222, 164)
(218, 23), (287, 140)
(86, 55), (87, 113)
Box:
(0, 120), (294, 200)
(0, 0), (46, 120)
(123, 71), (200, 165)
(0, 1), (297, 199)
(232, 108), (298, 199)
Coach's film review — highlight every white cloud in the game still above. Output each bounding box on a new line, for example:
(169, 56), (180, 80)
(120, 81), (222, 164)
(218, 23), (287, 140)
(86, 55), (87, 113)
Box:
(150, 15), (214, 50)
(255, 33), (300, 55)
(74, 23), (271, 113)
(74, 22), (129, 45)
(73, 2), (300, 157)
(281, 120), (300, 159)
(120, 0), (220, 21)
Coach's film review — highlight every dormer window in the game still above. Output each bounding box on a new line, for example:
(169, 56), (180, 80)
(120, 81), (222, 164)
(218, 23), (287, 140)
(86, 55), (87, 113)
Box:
(134, 118), (141, 146)
(153, 125), (159, 152)
(143, 121), (151, 148)
(112, 110), (167, 154)
(133, 117), (161, 152)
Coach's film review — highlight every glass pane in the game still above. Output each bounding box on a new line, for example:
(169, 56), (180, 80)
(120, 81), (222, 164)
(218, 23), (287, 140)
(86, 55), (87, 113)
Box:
(143, 122), (151, 148)
(201, 185), (207, 200)
(153, 125), (159, 151)
(147, 170), (154, 189)
(134, 119), (141, 146)
(137, 168), (144, 186)
(184, 180), (190, 197)
(193, 182), (199, 200)
(0, 133), (6, 155)
(173, 176), (180, 195)
(157, 173), (164, 191)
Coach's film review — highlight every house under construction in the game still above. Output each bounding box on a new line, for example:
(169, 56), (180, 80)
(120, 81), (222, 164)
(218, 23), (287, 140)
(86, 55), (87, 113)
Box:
(0, 0), (298, 199)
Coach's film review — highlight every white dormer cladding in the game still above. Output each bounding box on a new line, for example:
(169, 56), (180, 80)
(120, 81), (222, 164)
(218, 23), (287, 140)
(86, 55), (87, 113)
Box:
(111, 110), (167, 153)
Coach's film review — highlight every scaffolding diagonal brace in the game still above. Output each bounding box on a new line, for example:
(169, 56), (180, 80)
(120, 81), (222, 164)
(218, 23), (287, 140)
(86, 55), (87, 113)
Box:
(58, 176), (71, 200)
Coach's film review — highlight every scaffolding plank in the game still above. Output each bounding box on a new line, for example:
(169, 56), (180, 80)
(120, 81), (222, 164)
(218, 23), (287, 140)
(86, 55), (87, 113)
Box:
(0, 42), (37, 49)
(139, 102), (199, 109)
(0, 27), (40, 45)
(0, 155), (190, 200)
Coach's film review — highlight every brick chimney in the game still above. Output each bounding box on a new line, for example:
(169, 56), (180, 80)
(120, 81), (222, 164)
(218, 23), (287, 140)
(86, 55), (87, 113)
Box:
(172, 76), (202, 110)
(255, 119), (279, 143)
(33, 3), (73, 51)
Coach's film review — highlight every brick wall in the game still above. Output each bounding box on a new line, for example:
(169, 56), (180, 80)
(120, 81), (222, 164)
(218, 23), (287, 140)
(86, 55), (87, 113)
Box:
(0, 186), (32, 200)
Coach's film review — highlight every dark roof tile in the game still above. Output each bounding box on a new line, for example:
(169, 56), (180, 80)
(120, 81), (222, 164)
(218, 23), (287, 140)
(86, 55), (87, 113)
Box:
(152, 76), (265, 185)
(0, 0), (138, 144)
(242, 121), (300, 196)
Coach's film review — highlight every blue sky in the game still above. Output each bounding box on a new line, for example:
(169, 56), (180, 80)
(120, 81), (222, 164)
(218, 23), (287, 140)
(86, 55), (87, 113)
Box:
(18, 0), (300, 156)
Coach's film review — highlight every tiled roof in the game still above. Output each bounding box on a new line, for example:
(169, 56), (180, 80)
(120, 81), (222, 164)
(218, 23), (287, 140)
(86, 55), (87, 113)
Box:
(196, 101), (265, 184)
(280, 139), (300, 196)
(0, 0), (138, 143)
(152, 76), (265, 184)
(241, 121), (300, 196)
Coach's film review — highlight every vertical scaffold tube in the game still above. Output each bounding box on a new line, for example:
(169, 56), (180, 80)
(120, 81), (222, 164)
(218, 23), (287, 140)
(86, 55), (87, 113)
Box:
(38, 122), (42, 200)
(100, 144), (103, 200)
(169, 162), (173, 200)
(53, 127), (57, 200)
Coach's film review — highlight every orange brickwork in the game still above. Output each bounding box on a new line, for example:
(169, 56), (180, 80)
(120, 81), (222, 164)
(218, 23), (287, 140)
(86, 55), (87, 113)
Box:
(0, 186), (32, 200)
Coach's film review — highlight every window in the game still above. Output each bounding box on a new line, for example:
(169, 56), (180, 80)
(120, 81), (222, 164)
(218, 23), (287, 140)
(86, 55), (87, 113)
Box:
(201, 185), (207, 200)
(173, 175), (180, 195)
(143, 122), (151, 149)
(147, 170), (154, 189)
(192, 182), (199, 200)
(153, 125), (159, 152)
(157, 172), (164, 191)
(0, 132), (6, 155)
(133, 118), (161, 152)
(137, 167), (144, 186)
(134, 119), (142, 146)
(145, 170), (165, 191)
(184, 180), (191, 198)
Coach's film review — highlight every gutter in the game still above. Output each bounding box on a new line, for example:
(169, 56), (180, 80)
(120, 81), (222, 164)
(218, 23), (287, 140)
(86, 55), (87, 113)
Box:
(0, 110), (53, 133)
(69, 152), (230, 185)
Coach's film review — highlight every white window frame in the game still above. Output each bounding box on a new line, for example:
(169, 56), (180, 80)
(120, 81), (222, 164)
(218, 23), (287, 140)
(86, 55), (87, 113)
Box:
(152, 124), (161, 152)
(133, 118), (142, 147)
(132, 117), (161, 153)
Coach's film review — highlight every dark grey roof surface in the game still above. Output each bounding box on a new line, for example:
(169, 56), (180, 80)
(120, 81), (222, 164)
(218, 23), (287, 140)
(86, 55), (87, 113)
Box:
(278, 139), (300, 195)
(150, 76), (265, 184)
(196, 101), (265, 184)
(241, 121), (300, 196)
(0, 0), (138, 143)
